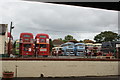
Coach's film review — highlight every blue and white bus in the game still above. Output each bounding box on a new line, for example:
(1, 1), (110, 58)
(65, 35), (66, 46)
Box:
(75, 43), (85, 56)
(61, 42), (75, 56)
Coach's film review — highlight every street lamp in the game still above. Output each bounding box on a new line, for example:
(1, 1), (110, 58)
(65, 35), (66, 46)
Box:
(8, 22), (14, 56)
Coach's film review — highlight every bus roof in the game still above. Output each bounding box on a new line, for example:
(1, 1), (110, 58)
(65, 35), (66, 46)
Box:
(93, 43), (102, 46)
(20, 33), (33, 38)
(35, 33), (49, 38)
(85, 43), (93, 45)
(64, 42), (74, 44)
(75, 43), (85, 45)
(20, 33), (33, 35)
(52, 47), (63, 49)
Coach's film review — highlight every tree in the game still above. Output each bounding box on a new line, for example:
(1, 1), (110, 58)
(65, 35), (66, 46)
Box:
(62, 40), (68, 43)
(64, 35), (74, 42)
(62, 35), (78, 43)
(83, 39), (94, 43)
(52, 39), (64, 46)
(69, 39), (79, 43)
(94, 31), (120, 43)
(58, 38), (62, 41)
(79, 40), (83, 43)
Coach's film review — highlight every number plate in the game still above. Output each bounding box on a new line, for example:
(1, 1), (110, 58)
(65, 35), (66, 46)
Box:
(40, 49), (47, 51)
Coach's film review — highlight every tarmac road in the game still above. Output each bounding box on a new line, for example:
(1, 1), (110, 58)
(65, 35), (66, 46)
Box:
(2, 76), (120, 80)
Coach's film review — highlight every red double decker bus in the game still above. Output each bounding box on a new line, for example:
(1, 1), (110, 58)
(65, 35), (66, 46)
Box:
(35, 33), (50, 57)
(19, 33), (34, 56)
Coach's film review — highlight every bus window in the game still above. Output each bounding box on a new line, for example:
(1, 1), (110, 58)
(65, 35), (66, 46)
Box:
(40, 44), (46, 48)
(78, 44), (84, 46)
(24, 44), (31, 47)
(36, 44), (39, 47)
(79, 46), (83, 48)
(40, 39), (45, 42)
(24, 39), (29, 40)
(59, 48), (62, 50)
(24, 44), (31, 51)
(39, 35), (46, 38)
(69, 46), (73, 48)
(23, 35), (31, 37)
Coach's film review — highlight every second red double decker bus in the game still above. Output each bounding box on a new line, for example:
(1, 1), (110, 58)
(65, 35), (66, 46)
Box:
(35, 33), (50, 57)
(19, 33), (34, 57)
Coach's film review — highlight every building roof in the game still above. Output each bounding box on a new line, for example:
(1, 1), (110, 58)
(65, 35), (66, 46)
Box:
(53, 39), (64, 47)
(68, 40), (79, 43)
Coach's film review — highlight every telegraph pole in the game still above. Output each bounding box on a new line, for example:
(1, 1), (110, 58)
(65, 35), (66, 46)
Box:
(8, 22), (14, 56)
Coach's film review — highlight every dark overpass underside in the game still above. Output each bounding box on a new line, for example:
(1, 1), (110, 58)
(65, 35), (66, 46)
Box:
(25, 0), (119, 11)
(47, 2), (119, 11)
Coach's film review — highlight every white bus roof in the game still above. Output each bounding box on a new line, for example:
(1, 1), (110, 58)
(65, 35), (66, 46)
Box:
(54, 47), (62, 48)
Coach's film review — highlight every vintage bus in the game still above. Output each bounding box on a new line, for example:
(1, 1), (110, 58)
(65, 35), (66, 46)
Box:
(52, 47), (63, 56)
(85, 43), (93, 54)
(35, 33), (50, 57)
(75, 43), (85, 56)
(19, 33), (34, 56)
(101, 41), (120, 57)
(92, 43), (102, 56)
(85, 43), (102, 56)
(61, 42), (75, 56)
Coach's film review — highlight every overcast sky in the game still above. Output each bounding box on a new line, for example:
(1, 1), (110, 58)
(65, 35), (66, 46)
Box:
(0, 0), (118, 41)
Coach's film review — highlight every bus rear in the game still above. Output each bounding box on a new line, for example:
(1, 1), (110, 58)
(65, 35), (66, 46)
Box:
(35, 33), (49, 57)
(20, 33), (34, 56)
(52, 47), (63, 56)
(75, 43), (85, 56)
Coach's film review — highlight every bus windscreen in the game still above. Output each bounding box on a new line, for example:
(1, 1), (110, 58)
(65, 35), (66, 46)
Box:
(23, 35), (31, 37)
(24, 44), (31, 48)
(40, 44), (46, 48)
(39, 35), (46, 38)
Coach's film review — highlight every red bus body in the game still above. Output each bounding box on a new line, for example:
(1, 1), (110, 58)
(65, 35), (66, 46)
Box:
(19, 33), (34, 56)
(35, 33), (49, 57)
